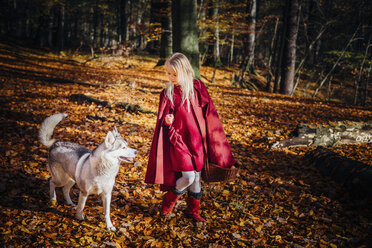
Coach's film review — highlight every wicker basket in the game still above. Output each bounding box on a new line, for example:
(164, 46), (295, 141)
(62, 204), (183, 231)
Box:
(202, 158), (239, 183)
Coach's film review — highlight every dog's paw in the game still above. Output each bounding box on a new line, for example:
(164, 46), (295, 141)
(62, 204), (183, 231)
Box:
(75, 214), (84, 221)
(50, 200), (58, 207)
(67, 202), (76, 207)
(107, 226), (117, 232)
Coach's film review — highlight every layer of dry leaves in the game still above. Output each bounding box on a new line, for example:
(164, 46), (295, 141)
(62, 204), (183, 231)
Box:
(0, 41), (371, 247)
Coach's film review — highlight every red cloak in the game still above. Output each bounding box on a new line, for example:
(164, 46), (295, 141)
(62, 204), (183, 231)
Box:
(145, 79), (236, 190)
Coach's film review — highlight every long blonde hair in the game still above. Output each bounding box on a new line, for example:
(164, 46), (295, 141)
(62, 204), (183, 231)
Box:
(165, 53), (195, 111)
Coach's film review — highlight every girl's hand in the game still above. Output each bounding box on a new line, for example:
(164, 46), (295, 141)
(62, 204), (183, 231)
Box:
(165, 114), (174, 126)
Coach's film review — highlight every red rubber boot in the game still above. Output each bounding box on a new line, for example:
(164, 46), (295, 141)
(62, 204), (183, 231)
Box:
(161, 190), (183, 216)
(186, 192), (206, 222)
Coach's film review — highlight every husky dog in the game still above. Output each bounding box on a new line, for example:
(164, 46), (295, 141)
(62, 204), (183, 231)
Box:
(39, 113), (137, 231)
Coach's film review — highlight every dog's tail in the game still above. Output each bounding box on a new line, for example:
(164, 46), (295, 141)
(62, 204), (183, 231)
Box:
(39, 113), (68, 148)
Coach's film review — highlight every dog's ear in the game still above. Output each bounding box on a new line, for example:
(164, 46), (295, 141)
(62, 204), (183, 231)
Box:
(105, 131), (115, 148)
(113, 126), (119, 136)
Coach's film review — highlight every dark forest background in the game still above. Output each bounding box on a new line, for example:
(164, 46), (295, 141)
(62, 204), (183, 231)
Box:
(1, 0), (371, 105)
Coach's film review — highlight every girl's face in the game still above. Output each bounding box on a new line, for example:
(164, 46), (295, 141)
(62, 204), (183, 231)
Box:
(166, 65), (178, 85)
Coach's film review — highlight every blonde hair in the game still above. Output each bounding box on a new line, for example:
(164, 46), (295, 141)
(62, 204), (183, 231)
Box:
(165, 53), (195, 111)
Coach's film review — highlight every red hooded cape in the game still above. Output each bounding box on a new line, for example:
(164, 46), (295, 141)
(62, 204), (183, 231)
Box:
(145, 79), (236, 190)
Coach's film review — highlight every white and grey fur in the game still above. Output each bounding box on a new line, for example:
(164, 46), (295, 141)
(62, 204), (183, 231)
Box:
(39, 113), (137, 231)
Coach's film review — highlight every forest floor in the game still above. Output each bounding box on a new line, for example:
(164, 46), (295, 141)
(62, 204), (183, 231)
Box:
(0, 40), (371, 247)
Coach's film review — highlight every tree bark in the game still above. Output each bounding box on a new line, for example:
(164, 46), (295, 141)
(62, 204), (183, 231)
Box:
(271, 122), (372, 149)
(205, 0), (220, 67)
(213, 0), (220, 67)
(238, 0), (257, 83)
(93, 1), (100, 46)
(120, 0), (128, 42)
(273, 2), (289, 93)
(156, 0), (172, 66)
(266, 17), (279, 92)
(246, 0), (256, 71)
(48, 6), (54, 48)
(279, 0), (299, 95)
(305, 147), (372, 198)
(57, 4), (65, 52)
(172, 0), (200, 78)
(229, 31), (235, 67)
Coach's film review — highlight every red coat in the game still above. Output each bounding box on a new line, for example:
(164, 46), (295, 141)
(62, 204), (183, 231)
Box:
(145, 79), (236, 190)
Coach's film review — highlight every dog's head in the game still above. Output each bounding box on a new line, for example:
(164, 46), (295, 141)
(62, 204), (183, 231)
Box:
(104, 127), (138, 163)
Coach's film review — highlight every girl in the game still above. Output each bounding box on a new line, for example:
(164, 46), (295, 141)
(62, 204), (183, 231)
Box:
(145, 53), (236, 222)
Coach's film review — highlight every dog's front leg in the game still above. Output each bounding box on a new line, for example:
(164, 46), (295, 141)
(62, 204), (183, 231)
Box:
(75, 191), (88, 221)
(102, 192), (116, 231)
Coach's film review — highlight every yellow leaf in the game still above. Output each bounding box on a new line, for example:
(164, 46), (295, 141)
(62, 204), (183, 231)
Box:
(320, 239), (328, 244)
(141, 236), (154, 240)
(21, 227), (32, 234)
(53, 240), (65, 245)
(50, 200), (58, 206)
(143, 229), (152, 236)
(1, 229), (12, 234)
(29, 162), (38, 167)
(255, 225), (262, 233)
(222, 190), (230, 196)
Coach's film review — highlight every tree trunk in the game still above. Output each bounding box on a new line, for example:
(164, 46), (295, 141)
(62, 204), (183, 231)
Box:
(213, 0), (220, 67)
(48, 6), (54, 48)
(306, 147), (372, 199)
(198, 0), (208, 65)
(271, 122), (372, 149)
(93, 1), (100, 47)
(238, 0), (257, 83)
(279, 0), (299, 95)
(229, 31), (235, 67)
(273, 2), (288, 93)
(266, 17), (279, 92)
(57, 4), (64, 52)
(204, 0), (220, 67)
(156, 0), (172, 66)
(246, 0), (256, 71)
(11, 0), (18, 37)
(305, 0), (316, 65)
(172, 0), (200, 78)
(120, 0), (128, 42)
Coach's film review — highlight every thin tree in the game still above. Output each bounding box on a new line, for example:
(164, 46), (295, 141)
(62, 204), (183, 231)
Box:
(279, 0), (299, 95)
(120, 0), (128, 42)
(156, 0), (172, 66)
(57, 3), (65, 52)
(313, 26), (360, 97)
(246, 0), (256, 73)
(238, 0), (257, 83)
